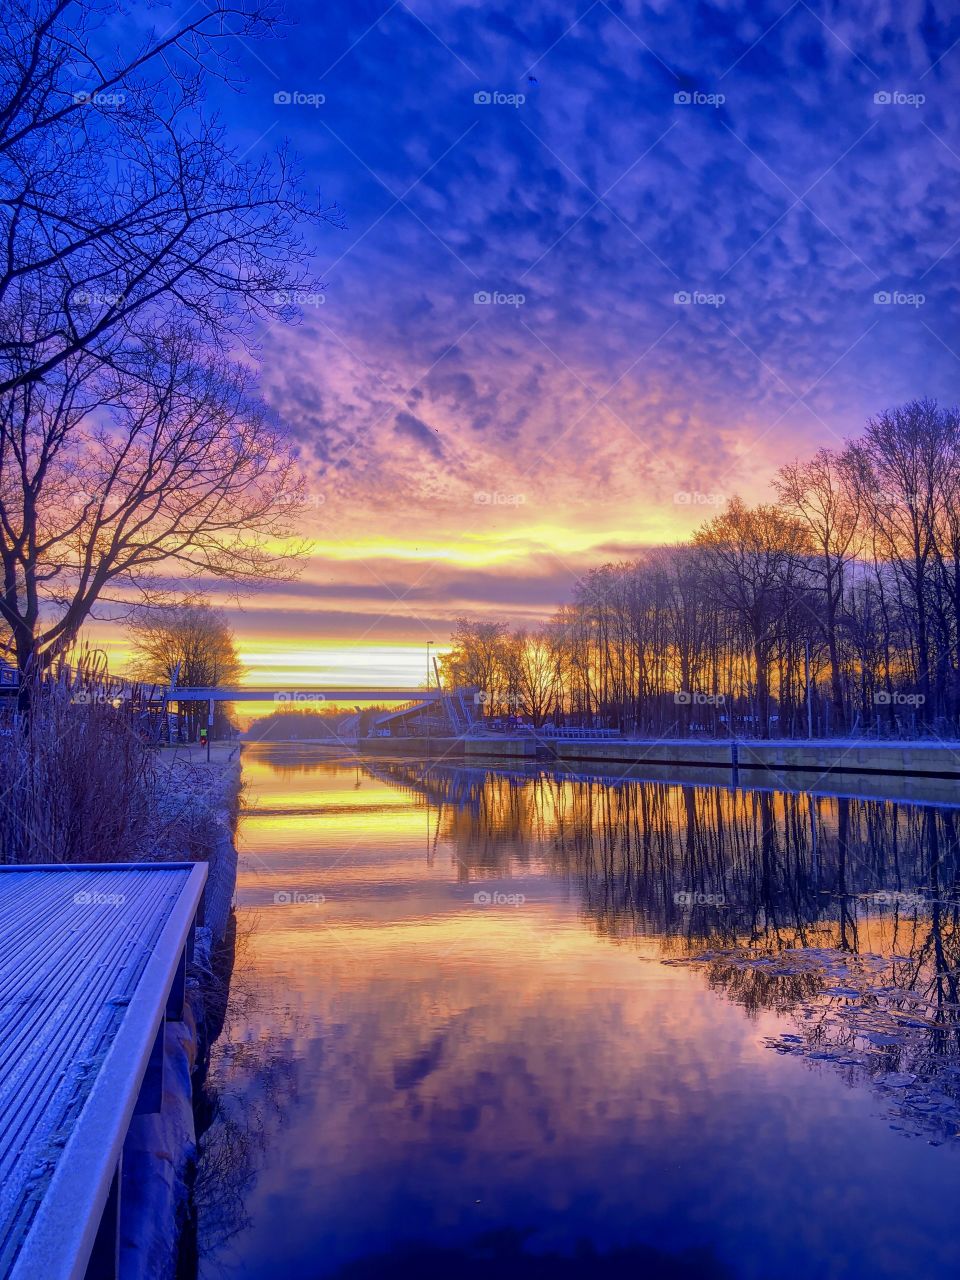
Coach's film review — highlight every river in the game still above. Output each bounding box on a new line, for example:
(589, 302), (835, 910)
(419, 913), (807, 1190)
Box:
(195, 744), (960, 1279)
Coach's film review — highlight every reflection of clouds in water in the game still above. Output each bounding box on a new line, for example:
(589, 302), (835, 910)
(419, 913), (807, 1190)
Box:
(196, 754), (960, 1277)
(673, 937), (960, 1143)
(194, 919), (310, 1265)
(328, 1229), (737, 1279)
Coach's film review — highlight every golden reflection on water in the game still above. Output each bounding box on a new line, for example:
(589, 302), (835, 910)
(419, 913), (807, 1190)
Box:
(197, 745), (960, 1280)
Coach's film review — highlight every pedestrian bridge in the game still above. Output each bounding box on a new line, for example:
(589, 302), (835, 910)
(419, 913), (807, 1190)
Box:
(166, 686), (482, 738)
(168, 687), (450, 703)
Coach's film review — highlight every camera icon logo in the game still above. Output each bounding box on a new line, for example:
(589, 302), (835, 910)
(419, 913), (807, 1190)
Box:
(474, 91), (492, 104)
(274, 90), (292, 105)
(874, 91), (892, 105)
(673, 290), (691, 304)
(674, 691), (692, 705)
(473, 890), (492, 905)
(674, 91), (692, 105)
(273, 891), (292, 904)
(474, 290), (491, 304)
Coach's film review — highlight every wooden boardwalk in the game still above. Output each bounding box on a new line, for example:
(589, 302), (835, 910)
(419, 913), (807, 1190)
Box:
(0, 862), (206, 1280)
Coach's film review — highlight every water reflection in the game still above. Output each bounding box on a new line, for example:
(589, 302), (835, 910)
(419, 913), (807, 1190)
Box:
(328, 1229), (736, 1279)
(380, 759), (960, 1141)
(197, 747), (960, 1280)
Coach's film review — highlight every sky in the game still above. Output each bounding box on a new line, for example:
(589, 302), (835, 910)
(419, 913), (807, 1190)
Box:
(94, 0), (960, 687)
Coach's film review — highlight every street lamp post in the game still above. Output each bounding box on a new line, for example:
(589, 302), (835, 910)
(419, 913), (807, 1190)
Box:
(426, 641), (434, 689)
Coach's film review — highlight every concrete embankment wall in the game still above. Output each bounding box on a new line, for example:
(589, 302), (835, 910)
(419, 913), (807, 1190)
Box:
(362, 735), (466, 757)
(122, 751), (241, 1280)
(362, 736), (539, 759)
(362, 735), (960, 794)
(546, 739), (960, 804)
(551, 738), (960, 778)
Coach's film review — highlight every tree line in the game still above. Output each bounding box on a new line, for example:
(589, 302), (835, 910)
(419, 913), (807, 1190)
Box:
(443, 399), (960, 739)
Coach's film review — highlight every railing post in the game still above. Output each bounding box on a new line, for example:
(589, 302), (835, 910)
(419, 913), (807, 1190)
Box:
(166, 944), (186, 1020)
(134, 1020), (165, 1115)
(84, 1156), (121, 1280)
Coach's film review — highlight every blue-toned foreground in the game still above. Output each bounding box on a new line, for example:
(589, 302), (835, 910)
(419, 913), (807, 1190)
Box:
(197, 747), (960, 1280)
(0, 862), (206, 1280)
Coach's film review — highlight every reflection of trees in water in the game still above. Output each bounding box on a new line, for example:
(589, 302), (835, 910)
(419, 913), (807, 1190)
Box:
(244, 744), (360, 777)
(689, 930), (960, 1142)
(384, 761), (960, 949)
(191, 920), (309, 1271)
(381, 762), (960, 1140)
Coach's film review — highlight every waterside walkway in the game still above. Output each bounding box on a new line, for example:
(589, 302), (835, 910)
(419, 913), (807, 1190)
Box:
(0, 862), (206, 1280)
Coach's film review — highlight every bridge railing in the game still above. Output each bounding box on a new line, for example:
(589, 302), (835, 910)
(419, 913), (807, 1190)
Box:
(538, 726), (621, 740)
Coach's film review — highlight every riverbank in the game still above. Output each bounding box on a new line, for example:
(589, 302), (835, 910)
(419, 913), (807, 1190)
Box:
(121, 746), (241, 1280)
(356, 734), (960, 801)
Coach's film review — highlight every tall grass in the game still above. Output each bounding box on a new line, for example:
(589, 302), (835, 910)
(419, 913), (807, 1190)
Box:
(0, 666), (222, 865)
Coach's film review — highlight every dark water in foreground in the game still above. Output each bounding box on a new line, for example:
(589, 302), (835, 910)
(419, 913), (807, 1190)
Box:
(196, 747), (960, 1280)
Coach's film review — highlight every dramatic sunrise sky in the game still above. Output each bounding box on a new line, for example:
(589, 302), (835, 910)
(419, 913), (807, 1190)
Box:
(94, 0), (960, 686)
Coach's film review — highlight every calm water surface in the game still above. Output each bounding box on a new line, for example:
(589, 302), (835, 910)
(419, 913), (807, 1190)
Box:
(196, 746), (960, 1280)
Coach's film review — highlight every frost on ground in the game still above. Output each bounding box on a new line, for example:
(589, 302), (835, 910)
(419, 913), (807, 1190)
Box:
(667, 936), (960, 1143)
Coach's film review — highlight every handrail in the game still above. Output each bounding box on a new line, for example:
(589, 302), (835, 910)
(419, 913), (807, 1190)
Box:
(11, 861), (207, 1280)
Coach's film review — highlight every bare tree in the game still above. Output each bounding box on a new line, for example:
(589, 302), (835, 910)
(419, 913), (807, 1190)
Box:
(0, 2), (341, 687)
(436, 403), (960, 739)
(0, 337), (304, 682)
(848, 399), (958, 719)
(126, 597), (243, 736)
(509, 628), (559, 727)
(776, 447), (862, 731)
(442, 618), (512, 716)
(0, 0), (341, 396)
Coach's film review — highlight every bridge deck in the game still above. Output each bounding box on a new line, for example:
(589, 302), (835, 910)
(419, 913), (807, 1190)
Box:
(168, 686), (451, 702)
(0, 862), (206, 1280)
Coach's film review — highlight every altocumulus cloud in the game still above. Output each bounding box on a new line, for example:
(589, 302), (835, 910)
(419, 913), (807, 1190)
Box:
(212, 0), (960, 611)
